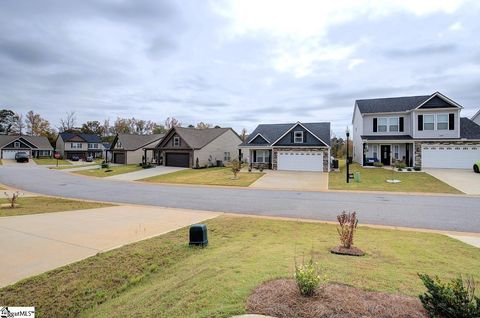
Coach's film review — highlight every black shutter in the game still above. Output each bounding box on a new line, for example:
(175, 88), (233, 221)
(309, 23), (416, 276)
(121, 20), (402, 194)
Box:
(399, 117), (404, 132)
(418, 115), (423, 131)
(291, 132), (294, 143)
(253, 150), (256, 162)
(449, 113), (455, 130)
(373, 118), (377, 132)
(303, 131), (307, 143)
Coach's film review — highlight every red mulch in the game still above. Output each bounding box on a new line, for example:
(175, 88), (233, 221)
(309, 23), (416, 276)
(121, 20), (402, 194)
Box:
(330, 246), (365, 256)
(246, 279), (428, 318)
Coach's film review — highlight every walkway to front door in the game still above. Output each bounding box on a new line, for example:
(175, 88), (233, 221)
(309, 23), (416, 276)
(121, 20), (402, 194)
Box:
(381, 145), (391, 165)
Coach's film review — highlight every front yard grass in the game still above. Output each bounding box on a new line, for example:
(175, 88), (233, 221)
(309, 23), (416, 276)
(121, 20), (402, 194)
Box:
(74, 164), (143, 177)
(141, 167), (264, 187)
(0, 196), (113, 217)
(1, 216), (478, 318)
(33, 158), (71, 165)
(329, 160), (462, 194)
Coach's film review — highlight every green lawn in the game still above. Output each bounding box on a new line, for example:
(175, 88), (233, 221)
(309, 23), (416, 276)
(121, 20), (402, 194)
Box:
(50, 163), (100, 170)
(33, 158), (71, 165)
(142, 167), (264, 187)
(329, 160), (462, 194)
(0, 196), (112, 217)
(1, 216), (478, 318)
(74, 164), (143, 177)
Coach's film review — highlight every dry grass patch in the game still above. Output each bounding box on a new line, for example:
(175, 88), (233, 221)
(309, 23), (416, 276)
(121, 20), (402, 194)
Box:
(74, 164), (142, 177)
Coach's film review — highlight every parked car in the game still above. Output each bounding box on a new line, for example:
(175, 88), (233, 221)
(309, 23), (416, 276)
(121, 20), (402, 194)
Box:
(474, 160), (480, 173)
(15, 152), (29, 163)
(85, 156), (93, 162)
(70, 156), (80, 161)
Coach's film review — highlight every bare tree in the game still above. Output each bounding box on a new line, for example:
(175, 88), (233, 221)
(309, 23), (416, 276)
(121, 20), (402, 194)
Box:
(165, 117), (181, 129)
(196, 122), (212, 129)
(59, 111), (77, 132)
(240, 128), (248, 143)
(13, 113), (25, 135)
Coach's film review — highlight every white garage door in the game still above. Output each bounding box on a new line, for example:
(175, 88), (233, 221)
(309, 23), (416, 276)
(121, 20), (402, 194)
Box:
(422, 145), (480, 169)
(2, 150), (31, 159)
(277, 151), (324, 172)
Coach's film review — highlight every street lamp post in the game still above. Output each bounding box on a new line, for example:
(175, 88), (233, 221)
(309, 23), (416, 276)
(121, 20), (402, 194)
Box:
(346, 127), (350, 183)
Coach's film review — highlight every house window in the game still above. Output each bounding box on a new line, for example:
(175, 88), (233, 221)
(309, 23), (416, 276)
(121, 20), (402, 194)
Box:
(372, 145), (378, 159)
(394, 145), (399, 160)
(437, 114), (449, 130)
(423, 115), (434, 130)
(294, 131), (304, 143)
(71, 143), (83, 149)
(256, 150), (270, 163)
(389, 118), (399, 132)
(88, 143), (98, 149)
(224, 152), (231, 162)
(14, 141), (20, 148)
(173, 137), (180, 147)
(378, 118), (388, 132)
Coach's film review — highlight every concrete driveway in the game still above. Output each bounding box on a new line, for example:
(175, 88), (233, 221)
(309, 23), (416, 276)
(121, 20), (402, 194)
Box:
(424, 169), (480, 195)
(105, 166), (186, 181)
(249, 170), (328, 191)
(0, 205), (220, 287)
(1, 159), (36, 166)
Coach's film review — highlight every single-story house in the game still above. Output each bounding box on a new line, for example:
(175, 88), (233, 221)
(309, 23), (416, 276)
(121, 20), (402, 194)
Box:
(55, 132), (104, 159)
(239, 122), (331, 172)
(147, 127), (242, 168)
(109, 133), (164, 164)
(0, 135), (53, 159)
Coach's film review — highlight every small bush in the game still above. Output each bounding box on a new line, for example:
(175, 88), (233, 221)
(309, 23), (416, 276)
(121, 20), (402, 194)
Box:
(418, 274), (480, 318)
(228, 159), (242, 179)
(101, 162), (109, 169)
(395, 162), (407, 169)
(294, 257), (324, 296)
(373, 162), (383, 167)
(414, 166), (421, 171)
(407, 168), (412, 172)
(398, 168), (403, 171)
(337, 211), (358, 249)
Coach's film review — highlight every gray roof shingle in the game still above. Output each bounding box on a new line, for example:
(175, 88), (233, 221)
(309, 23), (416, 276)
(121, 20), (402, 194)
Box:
(0, 135), (53, 149)
(174, 127), (233, 149)
(244, 122), (331, 146)
(460, 118), (480, 139)
(59, 132), (102, 143)
(356, 95), (431, 113)
(115, 133), (164, 150)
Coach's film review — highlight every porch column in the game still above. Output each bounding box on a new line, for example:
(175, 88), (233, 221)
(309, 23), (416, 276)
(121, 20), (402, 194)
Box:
(362, 143), (367, 166)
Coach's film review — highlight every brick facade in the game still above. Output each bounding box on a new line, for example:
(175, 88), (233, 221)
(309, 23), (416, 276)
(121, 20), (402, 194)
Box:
(414, 140), (480, 167)
(271, 147), (329, 172)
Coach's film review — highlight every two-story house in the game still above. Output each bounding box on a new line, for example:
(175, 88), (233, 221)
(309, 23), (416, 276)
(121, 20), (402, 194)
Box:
(55, 132), (104, 160)
(352, 92), (480, 169)
(239, 122), (331, 172)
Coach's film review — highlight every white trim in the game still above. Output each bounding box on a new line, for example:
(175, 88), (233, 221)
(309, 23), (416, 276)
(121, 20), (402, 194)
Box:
(423, 114), (435, 131)
(271, 122), (328, 147)
(293, 131), (304, 143)
(173, 136), (180, 147)
(472, 109), (480, 121)
(247, 133), (270, 144)
(415, 92), (463, 110)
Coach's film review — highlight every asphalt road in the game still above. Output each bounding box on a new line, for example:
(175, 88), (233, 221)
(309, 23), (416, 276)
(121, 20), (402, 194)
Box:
(1, 165), (479, 232)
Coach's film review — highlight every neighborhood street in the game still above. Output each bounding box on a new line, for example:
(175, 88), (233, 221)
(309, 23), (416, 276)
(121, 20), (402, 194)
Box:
(1, 165), (479, 233)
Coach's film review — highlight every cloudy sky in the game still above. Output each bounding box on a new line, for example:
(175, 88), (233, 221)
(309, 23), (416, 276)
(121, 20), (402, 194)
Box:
(1, 0), (480, 136)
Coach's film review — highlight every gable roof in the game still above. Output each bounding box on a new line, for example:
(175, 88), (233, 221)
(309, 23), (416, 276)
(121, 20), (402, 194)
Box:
(169, 127), (234, 149)
(460, 117), (480, 139)
(472, 109), (480, 121)
(59, 132), (102, 143)
(0, 135), (53, 149)
(114, 133), (164, 151)
(244, 122), (331, 146)
(355, 92), (462, 114)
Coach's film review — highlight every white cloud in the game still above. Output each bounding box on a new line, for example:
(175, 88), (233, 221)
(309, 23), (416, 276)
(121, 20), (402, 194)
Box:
(348, 59), (365, 70)
(449, 21), (463, 31)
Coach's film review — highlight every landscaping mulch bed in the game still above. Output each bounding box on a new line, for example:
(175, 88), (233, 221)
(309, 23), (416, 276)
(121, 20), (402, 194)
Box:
(330, 246), (365, 256)
(246, 279), (428, 318)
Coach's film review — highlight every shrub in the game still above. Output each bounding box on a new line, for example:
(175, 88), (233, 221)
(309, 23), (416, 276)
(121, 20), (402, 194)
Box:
(4, 191), (21, 208)
(373, 162), (383, 167)
(398, 168), (403, 171)
(228, 159), (242, 179)
(414, 166), (421, 171)
(294, 257), (324, 296)
(101, 162), (109, 169)
(407, 168), (412, 172)
(395, 162), (407, 169)
(336, 211), (358, 249)
(418, 274), (480, 318)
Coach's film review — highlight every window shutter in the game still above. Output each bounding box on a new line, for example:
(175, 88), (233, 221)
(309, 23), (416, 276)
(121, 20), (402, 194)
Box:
(303, 132), (307, 143)
(373, 118), (377, 132)
(418, 115), (423, 131)
(179, 138), (181, 146)
(449, 113), (455, 130)
(399, 117), (404, 132)
(290, 132), (294, 143)
(253, 150), (257, 162)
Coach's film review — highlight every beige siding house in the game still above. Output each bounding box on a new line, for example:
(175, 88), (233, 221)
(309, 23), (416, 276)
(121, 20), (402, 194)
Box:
(149, 127), (242, 168)
(109, 133), (164, 164)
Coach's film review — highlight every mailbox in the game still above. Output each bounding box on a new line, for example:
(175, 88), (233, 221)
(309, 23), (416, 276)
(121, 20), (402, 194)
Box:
(189, 224), (208, 246)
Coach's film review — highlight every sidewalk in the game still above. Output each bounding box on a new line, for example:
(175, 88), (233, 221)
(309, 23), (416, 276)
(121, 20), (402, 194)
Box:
(105, 166), (186, 181)
(0, 205), (220, 287)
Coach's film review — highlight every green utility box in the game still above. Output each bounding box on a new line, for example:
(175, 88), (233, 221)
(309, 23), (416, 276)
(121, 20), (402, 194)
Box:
(354, 172), (361, 183)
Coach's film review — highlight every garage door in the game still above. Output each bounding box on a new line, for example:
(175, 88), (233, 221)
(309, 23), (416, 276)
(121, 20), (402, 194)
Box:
(277, 151), (323, 172)
(166, 153), (190, 167)
(422, 145), (480, 169)
(2, 150), (30, 159)
(113, 152), (125, 164)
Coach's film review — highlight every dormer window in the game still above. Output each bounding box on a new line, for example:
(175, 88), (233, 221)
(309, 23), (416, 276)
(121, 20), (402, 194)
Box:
(14, 141), (20, 148)
(294, 131), (304, 143)
(173, 136), (180, 146)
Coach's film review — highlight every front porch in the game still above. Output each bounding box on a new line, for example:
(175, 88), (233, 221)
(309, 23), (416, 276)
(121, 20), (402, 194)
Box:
(239, 147), (272, 170)
(362, 141), (414, 166)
